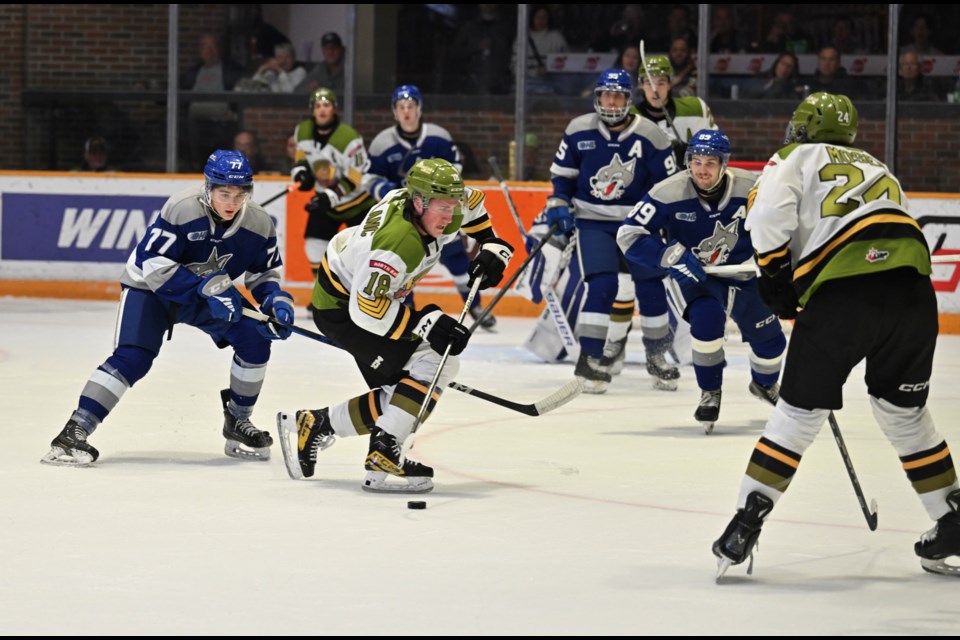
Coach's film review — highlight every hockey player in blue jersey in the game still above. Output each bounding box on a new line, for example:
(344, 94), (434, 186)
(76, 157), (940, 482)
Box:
(367, 84), (497, 329)
(617, 129), (785, 433)
(42, 150), (296, 466)
(547, 67), (679, 393)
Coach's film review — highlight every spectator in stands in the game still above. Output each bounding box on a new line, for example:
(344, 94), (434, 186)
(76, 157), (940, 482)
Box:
(898, 51), (941, 102)
(600, 4), (646, 55)
(448, 4), (514, 95)
(805, 46), (865, 99)
(296, 32), (345, 96)
(511, 4), (568, 92)
(899, 14), (942, 56)
(233, 4), (291, 74)
(285, 134), (298, 171)
(709, 5), (748, 54)
(665, 5), (698, 51)
(827, 15), (868, 56)
(73, 136), (120, 172)
(180, 32), (245, 172)
(756, 52), (804, 100)
(248, 42), (306, 93)
(751, 10), (814, 55)
(233, 130), (274, 174)
(668, 37), (697, 98)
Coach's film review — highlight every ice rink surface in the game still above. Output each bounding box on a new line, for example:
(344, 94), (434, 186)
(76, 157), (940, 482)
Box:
(2, 297), (959, 635)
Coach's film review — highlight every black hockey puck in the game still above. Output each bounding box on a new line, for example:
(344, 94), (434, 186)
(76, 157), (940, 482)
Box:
(407, 500), (427, 510)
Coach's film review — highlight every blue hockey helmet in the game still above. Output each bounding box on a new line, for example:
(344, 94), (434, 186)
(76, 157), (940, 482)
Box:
(391, 84), (423, 109)
(204, 150), (254, 187)
(685, 129), (732, 168)
(594, 68), (633, 125)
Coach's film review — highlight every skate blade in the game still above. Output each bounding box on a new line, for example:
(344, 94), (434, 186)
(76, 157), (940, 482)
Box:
(224, 440), (270, 461)
(276, 412), (304, 480)
(577, 378), (609, 394)
(715, 556), (733, 583)
(701, 421), (716, 435)
(652, 378), (679, 392)
(40, 446), (95, 467)
(920, 556), (960, 577)
(362, 471), (434, 494)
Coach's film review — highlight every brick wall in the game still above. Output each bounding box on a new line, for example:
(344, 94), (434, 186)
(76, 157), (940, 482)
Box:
(3, 5), (959, 193)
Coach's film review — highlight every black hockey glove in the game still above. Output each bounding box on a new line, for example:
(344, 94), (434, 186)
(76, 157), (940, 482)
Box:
(305, 191), (331, 217)
(468, 238), (514, 289)
(413, 304), (471, 356)
(757, 253), (800, 320)
(291, 161), (315, 192)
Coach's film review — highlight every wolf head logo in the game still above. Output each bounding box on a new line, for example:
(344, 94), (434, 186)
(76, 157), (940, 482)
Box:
(693, 220), (740, 265)
(589, 153), (636, 201)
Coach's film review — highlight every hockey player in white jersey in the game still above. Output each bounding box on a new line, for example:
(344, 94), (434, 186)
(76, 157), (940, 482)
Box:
(367, 84), (498, 329)
(277, 158), (513, 493)
(712, 93), (960, 578)
(42, 150), (295, 466)
(618, 129), (785, 434)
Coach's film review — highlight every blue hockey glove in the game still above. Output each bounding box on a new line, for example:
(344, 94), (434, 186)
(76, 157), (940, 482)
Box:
(374, 179), (400, 200)
(198, 272), (243, 323)
(545, 197), (575, 235)
(468, 238), (514, 289)
(659, 242), (708, 297)
(258, 289), (295, 340)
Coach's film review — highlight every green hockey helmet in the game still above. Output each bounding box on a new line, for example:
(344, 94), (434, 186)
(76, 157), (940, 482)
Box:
(641, 54), (673, 81)
(406, 158), (465, 232)
(785, 92), (858, 145)
(309, 87), (338, 110)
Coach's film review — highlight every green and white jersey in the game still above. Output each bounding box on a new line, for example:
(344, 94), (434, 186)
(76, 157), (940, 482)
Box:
(633, 96), (716, 144)
(312, 187), (495, 339)
(293, 118), (375, 220)
(746, 142), (931, 305)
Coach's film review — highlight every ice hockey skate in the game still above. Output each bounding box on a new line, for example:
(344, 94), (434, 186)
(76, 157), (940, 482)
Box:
(915, 489), (960, 576)
(221, 389), (272, 461)
(276, 408), (336, 480)
(574, 351), (612, 394)
(748, 381), (780, 407)
(695, 389), (722, 434)
(363, 427), (434, 493)
(41, 419), (99, 466)
(646, 351), (680, 391)
(713, 491), (775, 582)
(470, 304), (497, 332)
(600, 335), (628, 377)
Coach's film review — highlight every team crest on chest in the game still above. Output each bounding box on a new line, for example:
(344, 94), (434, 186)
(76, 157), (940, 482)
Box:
(589, 153), (636, 201)
(186, 247), (233, 277)
(692, 220), (739, 266)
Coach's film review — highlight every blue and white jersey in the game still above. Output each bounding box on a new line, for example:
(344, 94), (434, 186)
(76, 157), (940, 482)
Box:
(367, 123), (462, 201)
(617, 167), (758, 278)
(119, 186), (283, 305)
(549, 113), (676, 223)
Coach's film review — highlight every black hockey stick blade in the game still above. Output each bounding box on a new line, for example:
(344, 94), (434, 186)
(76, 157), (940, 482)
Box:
(447, 378), (583, 416)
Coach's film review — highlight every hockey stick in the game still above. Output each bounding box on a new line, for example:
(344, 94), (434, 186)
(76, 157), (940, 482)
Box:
(404, 278), (483, 460)
(828, 412), (879, 531)
(259, 185), (292, 208)
(639, 40), (684, 145)
(467, 222), (560, 334)
(751, 385), (878, 531)
(704, 253), (960, 277)
(240, 307), (583, 417)
(487, 156), (577, 351)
